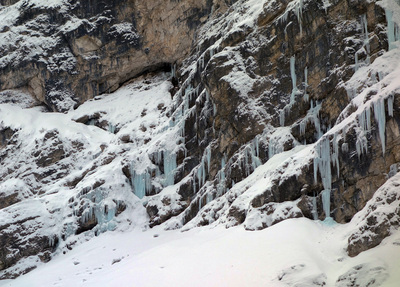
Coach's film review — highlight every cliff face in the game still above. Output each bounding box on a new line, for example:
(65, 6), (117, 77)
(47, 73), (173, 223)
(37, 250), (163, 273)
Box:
(1, 0), (400, 281)
(0, 0), (214, 111)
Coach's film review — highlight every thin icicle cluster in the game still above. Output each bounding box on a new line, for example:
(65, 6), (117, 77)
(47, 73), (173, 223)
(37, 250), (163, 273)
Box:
(194, 146), (212, 192)
(299, 100), (322, 141)
(354, 14), (370, 71)
(129, 164), (152, 199)
(244, 137), (262, 176)
(280, 56), (298, 126)
(279, 0), (304, 35)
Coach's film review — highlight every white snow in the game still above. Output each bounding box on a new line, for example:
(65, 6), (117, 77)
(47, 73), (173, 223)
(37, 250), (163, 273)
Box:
(1, 218), (399, 287)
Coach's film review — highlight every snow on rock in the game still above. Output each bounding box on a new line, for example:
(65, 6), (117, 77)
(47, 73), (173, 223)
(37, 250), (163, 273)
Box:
(0, 74), (175, 278)
(1, 0), (400, 282)
(347, 171), (400, 257)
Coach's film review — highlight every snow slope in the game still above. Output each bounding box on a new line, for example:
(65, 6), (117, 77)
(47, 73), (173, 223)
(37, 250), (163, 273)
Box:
(1, 218), (399, 287)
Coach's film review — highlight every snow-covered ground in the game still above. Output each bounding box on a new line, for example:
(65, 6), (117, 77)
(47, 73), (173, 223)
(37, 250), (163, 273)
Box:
(1, 218), (399, 287)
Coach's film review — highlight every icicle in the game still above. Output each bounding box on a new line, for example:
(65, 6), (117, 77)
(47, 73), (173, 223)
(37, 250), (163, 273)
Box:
(163, 150), (177, 186)
(217, 156), (226, 196)
(373, 98), (386, 154)
(314, 137), (332, 190)
(313, 136), (338, 221)
(206, 146), (212, 173)
(354, 14), (370, 71)
(279, 110), (285, 127)
(171, 63), (176, 78)
(358, 106), (371, 132)
(312, 194), (318, 220)
(199, 196), (202, 210)
(385, 8), (400, 51)
(245, 137), (262, 176)
(280, 56), (298, 127)
(362, 14), (370, 54)
(341, 142), (349, 153)
(388, 94), (394, 117)
(388, 163), (398, 178)
(303, 66), (309, 102)
(108, 123), (116, 134)
(196, 146), (212, 189)
(210, 47), (215, 58)
(292, 0), (304, 35)
(332, 133), (340, 176)
(268, 136), (283, 159)
(321, 189), (331, 218)
(206, 193), (213, 204)
(131, 170), (151, 199)
(299, 100), (322, 139)
(290, 56), (297, 96)
(193, 175), (197, 194)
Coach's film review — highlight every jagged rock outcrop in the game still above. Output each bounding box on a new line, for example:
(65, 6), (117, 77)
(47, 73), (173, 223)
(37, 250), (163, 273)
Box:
(0, 0), (214, 111)
(1, 0), (400, 280)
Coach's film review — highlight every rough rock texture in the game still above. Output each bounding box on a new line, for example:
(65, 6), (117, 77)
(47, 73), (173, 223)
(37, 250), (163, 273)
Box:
(347, 171), (400, 257)
(0, 0), (213, 111)
(1, 0), (400, 279)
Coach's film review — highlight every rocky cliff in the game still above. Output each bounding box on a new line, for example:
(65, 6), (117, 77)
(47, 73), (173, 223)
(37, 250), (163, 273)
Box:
(1, 0), (400, 282)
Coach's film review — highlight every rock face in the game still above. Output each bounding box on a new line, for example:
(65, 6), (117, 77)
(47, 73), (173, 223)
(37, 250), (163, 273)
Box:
(1, 0), (400, 280)
(0, 0), (213, 111)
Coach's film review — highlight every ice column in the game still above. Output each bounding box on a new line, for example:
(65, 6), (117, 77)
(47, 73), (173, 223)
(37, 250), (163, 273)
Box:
(374, 98), (386, 154)
(217, 156), (226, 196)
(388, 95), (394, 117)
(163, 150), (177, 186)
(303, 67), (309, 102)
(313, 137), (334, 219)
(385, 9), (400, 51)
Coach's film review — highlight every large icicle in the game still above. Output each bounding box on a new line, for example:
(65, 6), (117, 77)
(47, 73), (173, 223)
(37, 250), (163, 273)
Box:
(163, 150), (177, 186)
(130, 163), (152, 199)
(385, 8), (400, 50)
(374, 98), (386, 154)
(313, 136), (339, 220)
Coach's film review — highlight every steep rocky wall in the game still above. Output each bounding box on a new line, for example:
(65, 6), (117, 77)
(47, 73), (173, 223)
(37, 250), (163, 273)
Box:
(1, 0), (400, 279)
(0, 0), (213, 111)
(156, 0), (391, 224)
